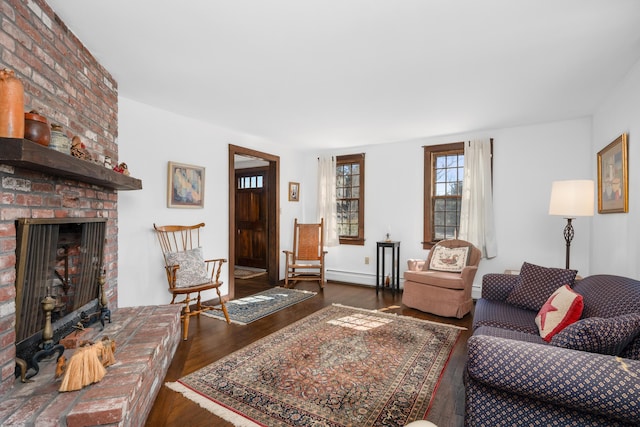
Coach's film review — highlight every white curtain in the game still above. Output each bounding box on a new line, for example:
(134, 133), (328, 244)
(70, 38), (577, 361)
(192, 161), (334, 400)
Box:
(317, 156), (339, 246)
(459, 139), (498, 258)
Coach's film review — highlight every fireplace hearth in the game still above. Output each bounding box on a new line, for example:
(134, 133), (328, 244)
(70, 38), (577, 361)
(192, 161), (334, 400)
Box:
(14, 218), (108, 379)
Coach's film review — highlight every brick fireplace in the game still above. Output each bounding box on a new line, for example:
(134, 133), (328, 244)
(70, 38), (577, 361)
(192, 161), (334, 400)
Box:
(1, 0), (120, 398)
(0, 3), (181, 425)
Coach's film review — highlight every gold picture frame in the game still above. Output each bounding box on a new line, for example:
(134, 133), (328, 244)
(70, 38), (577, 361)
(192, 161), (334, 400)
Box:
(288, 182), (300, 202)
(167, 161), (205, 208)
(597, 133), (628, 214)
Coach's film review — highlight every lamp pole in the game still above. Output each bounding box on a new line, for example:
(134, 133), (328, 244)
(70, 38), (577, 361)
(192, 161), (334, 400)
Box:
(562, 218), (574, 269)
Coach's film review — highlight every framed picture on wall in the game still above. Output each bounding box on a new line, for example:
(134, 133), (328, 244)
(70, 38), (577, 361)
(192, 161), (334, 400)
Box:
(597, 133), (628, 214)
(288, 182), (300, 202)
(167, 161), (205, 208)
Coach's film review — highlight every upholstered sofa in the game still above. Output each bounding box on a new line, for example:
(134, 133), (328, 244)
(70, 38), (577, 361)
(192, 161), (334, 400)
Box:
(402, 239), (481, 318)
(465, 266), (640, 426)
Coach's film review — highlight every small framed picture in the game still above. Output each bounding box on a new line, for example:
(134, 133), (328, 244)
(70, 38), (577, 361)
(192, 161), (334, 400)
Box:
(288, 182), (300, 202)
(597, 134), (628, 214)
(167, 161), (205, 208)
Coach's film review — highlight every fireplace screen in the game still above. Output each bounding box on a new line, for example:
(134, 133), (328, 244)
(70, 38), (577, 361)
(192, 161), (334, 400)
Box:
(14, 218), (107, 344)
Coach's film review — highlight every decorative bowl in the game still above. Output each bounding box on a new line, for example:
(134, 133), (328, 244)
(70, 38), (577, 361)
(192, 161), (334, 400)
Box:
(24, 110), (50, 146)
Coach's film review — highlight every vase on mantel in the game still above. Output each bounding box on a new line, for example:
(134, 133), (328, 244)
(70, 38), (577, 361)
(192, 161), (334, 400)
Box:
(49, 124), (71, 154)
(0, 68), (24, 138)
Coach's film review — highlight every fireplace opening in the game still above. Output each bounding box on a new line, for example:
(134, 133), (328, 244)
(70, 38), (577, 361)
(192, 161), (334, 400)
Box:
(14, 218), (107, 372)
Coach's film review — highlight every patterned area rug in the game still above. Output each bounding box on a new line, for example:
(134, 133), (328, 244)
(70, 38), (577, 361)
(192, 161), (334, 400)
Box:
(168, 304), (463, 426)
(202, 287), (316, 325)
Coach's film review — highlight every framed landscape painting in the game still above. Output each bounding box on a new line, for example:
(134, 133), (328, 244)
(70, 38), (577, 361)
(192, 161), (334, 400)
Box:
(167, 161), (205, 208)
(597, 133), (628, 214)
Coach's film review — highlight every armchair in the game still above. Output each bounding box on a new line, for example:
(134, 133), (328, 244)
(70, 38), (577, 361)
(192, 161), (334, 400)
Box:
(402, 239), (481, 318)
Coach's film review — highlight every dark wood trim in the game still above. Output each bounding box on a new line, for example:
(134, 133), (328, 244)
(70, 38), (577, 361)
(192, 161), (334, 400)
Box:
(336, 153), (365, 246)
(423, 142), (464, 250)
(228, 145), (280, 298)
(0, 138), (142, 190)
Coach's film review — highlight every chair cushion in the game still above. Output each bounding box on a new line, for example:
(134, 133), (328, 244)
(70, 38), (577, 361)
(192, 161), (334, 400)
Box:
(535, 285), (584, 342)
(166, 247), (209, 288)
(427, 245), (469, 272)
(404, 270), (465, 290)
(474, 325), (547, 345)
(506, 262), (577, 311)
(620, 335), (640, 360)
(550, 313), (640, 355)
(473, 298), (539, 335)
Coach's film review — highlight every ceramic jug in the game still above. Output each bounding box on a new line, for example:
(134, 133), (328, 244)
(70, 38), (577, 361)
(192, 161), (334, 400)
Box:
(0, 69), (25, 138)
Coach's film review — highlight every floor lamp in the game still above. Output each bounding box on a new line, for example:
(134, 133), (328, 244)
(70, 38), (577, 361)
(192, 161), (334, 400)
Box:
(548, 180), (594, 269)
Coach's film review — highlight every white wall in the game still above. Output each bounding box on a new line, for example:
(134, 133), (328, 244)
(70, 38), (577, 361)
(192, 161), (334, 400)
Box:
(591, 57), (640, 278)
(116, 60), (640, 308)
(116, 97), (302, 308)
(297, 118), (593, 297)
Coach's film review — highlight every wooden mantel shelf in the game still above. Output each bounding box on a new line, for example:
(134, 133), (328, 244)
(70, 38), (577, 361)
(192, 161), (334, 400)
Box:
(0, 138), (142, 191)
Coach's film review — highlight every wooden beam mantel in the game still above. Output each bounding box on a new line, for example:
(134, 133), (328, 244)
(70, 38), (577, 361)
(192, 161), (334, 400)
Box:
(0, 138), (142, 191)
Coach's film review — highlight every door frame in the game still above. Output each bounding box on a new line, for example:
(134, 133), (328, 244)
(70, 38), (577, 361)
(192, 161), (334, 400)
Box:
(228, 144), (280, 299)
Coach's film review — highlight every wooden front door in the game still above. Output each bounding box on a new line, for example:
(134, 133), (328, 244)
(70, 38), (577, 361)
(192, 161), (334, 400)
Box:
(235, 167), (268, 268)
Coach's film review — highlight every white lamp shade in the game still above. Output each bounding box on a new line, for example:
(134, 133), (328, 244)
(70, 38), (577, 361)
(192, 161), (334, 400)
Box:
(549, 180), (595, 217)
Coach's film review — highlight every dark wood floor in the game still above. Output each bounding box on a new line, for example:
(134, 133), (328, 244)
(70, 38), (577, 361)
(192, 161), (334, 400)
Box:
(145, 278), (472, 427)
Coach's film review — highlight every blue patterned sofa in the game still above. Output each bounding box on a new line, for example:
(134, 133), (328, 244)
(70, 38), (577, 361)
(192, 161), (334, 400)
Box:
(464, 271), (640, 426)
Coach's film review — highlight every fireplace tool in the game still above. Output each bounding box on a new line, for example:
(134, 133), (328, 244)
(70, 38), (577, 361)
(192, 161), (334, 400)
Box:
(23, 295), (65, 380)
(80, 270), (111, 330)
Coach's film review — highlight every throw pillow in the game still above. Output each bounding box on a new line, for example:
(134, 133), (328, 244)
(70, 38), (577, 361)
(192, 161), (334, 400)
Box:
(428, 245), (469, 273)
(165, 247), (209, 288)
(535, 285), (584, 342)
(506, 262), (578, 311)
(550, 313), (640, 355)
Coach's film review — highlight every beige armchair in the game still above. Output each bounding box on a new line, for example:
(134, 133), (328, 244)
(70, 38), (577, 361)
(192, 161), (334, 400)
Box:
(402, 239), (481, 318)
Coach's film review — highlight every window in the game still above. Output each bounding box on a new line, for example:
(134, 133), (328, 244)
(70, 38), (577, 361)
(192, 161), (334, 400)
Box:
(336, 153), (365, 245)
(237, 174), (263, 189)
(423, 143), (464, 249)
(423, 141), (494, 249)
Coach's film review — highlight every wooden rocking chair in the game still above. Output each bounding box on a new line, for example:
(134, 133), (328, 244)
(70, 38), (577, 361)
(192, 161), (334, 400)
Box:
(283, 218), (326, 289)
(153, 223), (230, 340)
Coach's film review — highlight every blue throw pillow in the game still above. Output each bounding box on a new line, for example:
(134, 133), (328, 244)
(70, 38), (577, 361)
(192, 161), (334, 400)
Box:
(550, 313), (640, 356)
(505, 262), (578, 311)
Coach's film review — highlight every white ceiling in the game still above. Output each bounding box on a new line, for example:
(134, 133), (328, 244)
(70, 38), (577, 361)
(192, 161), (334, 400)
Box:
(47, 0), (640, 149)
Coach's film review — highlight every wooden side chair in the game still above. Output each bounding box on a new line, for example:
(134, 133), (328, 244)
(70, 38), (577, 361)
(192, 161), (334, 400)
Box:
(153, 223), (230, 340)
(283, 218), (326, 289)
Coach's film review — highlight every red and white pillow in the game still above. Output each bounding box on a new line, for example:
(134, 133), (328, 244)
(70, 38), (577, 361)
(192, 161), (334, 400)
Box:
(535, 285), (584, 342)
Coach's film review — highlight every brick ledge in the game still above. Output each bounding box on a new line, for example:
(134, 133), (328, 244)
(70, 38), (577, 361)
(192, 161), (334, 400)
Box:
(0, 305), (182, 427)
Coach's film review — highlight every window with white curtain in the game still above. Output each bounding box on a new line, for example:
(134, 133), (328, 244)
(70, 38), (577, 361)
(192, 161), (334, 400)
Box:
(423, 141), (494, 251)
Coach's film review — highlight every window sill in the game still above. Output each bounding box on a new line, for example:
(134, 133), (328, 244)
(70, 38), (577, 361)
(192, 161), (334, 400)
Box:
(339, 237), (365, 246)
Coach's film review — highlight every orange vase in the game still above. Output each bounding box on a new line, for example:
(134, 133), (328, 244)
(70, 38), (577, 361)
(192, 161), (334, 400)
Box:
(0, 68), (25, 138)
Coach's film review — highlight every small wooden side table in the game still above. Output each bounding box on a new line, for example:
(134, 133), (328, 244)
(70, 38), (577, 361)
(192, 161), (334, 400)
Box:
(376, 240), (400, 294)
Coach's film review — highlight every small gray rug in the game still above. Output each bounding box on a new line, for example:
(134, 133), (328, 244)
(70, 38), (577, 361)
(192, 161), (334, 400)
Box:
(203, 287), (316, 325)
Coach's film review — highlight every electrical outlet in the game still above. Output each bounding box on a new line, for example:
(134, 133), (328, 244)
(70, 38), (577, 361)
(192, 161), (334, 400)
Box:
(364, 256), (370, 265)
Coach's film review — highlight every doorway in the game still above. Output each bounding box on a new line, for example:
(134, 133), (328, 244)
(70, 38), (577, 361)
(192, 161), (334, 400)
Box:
(235, 167), (268, 269)
(228, 145), (280, 299)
